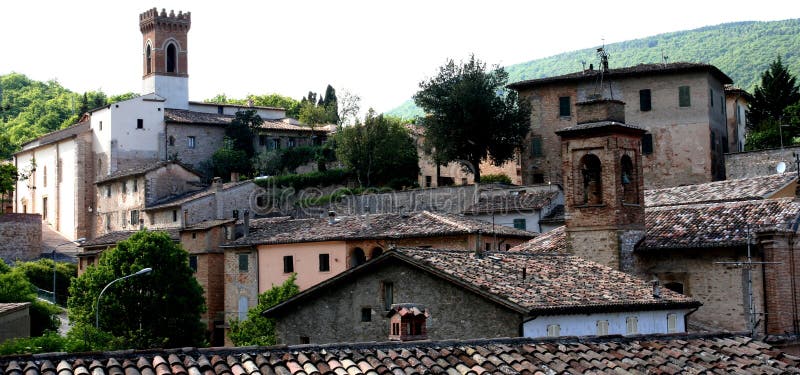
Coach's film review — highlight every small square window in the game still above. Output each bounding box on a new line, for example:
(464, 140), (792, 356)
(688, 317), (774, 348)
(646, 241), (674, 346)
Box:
(319, 253), (330, 272)
(678, 86), (691, 107)
(192, 232), (197, 239)
(361, 308), (372, 322)
(626, 316), (639, 334)
(238, 253), (249, 272)
(596, 320), (609, 335)
(546, 324), (561, 337)
(283, 255), (294, 273)
(531, 136), (543, 157)
(558, 96), (571, 117)
(300, 336), (310, 344)
(172, 209), (178, 222)
(137, 119), (144, 129)
(189, 255), (197, 272)
(667, 313), (678, 333)
(187, 136), (196, 149)
(513, 219), (526, 230)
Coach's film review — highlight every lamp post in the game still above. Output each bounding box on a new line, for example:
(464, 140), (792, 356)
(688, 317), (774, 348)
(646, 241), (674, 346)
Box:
(95, 267), (152, 329)
(54, 238), (85, 304)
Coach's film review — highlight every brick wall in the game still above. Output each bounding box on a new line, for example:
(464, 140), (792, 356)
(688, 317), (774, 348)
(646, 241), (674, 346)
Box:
(223, 248), (258, 344)
(756, 229), (800, 336)
(0, 214), (42, 261)
(274, 258), (522, 345)
(725, 146), (800, 180)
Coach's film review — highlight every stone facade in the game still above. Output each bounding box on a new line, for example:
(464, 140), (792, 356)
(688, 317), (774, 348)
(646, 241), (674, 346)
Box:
(0, 214), (42, 261)
(166, 124), (226, 169)
(223, 247), (258, 344)
(725, 146), (800, 180)
(273, 258), (522, 345)
(511, 65), (730, 189)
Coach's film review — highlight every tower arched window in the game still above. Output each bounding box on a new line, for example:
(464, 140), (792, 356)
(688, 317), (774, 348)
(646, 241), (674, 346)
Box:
(166, 43), (177, 73)
(145, 43), (152, 75)
(621, 154), (638, 204)
(578, 154), (602, 205)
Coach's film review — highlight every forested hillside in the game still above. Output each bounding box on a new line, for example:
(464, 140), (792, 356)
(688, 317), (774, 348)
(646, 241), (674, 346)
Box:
(388, 19), (800, 119)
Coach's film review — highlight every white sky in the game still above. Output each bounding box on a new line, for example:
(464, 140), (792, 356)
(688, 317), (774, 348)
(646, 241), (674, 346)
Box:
(0, 1), (795, 114)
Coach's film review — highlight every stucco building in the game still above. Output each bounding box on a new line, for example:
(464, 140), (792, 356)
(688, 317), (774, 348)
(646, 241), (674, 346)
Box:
(507, 62), (733, 189)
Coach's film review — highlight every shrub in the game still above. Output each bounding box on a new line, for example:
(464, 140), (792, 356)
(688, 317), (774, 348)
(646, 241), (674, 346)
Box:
(255, 169), (351, 190)
(481, 173), (512, 185)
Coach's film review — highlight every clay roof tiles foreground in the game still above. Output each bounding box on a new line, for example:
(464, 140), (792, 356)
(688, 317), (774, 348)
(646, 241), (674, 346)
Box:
(463, 190), (560, 214)
(225, 211), (536, 247)
(644, 173), (796, 208)
(2, 334), (798, 374)
(509, 226), (566, 253)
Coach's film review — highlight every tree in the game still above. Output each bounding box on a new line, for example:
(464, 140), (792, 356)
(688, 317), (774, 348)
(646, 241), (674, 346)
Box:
(322, 85), (340, 125)
(225, 109), (263, 159)
(335, 109), (419, 187)
(298, 100), (330, 127)
(14, 258), (77, 305)
(211, 137), (252, 179)
(0, 164), (17, 210)
(413, 56), (532, 182)
(228, 273), (299, 346)
(67, 230), (206, 349)
(337, 90), (361, 126)
(748, 57), (800, 131)
(0, 259), (60, 336)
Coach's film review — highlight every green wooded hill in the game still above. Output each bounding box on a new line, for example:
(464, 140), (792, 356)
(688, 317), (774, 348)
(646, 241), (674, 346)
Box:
(388, 18), (800, 119)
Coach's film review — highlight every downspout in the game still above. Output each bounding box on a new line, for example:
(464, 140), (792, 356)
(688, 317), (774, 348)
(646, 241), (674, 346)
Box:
(521, 315), (538, 338)
(684, 306), (700, 333)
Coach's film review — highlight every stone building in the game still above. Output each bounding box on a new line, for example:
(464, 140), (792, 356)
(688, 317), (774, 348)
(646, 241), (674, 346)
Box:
(725, 84), (752, 153)
(13, 8), (326, 242)
(0, 214), (41, 261)
(462, 188), (563, 233)
(0, 303), (30, 342)
(507, 62), (733, 189)
(265, 247), (698, 345)
(220, 210), (536, 341)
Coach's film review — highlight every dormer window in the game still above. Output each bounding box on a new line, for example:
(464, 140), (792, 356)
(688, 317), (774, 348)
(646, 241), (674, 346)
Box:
(387, 304), (428, 342)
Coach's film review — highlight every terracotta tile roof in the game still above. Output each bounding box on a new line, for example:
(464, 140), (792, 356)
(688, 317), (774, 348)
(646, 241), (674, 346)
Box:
(182, 219), (236, 231)
(642, 198), (800, 250)
(145, 180), (255, 210)
(95, 161), (201, 184)
(18, 122), (91, 151)
(0, 302), (30, 315)
(555, 120), (646, 136)
(509, 226), (566, 253)
(508, 62), (733, 89)
(3, 334), (796, 373)
(226, 211), (536, 247)
(396, 248), (697, 314)
(164, 109), (328, 132)
(645, 173), (796, 207)
(463, 191), (560, 214)
(188, 101), (285, 112)
(80, 229), (180, 249)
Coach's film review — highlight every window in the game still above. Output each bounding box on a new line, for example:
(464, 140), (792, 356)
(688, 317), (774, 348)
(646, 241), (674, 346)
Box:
(105, 214), (111, 231)
(664, 282), (684, 294)
(43, 166), (47, 187)
(621, 155), (637, 204)
(578, 154), (603, 205)
(42, 197), (48, 220)
(505, 244), (511, 251)
(361, 308), (372, 322)
(513, 218), (526, 230)
(546, 324), (561, 337)
(667, 313), (678, 333)
(137, 119), (144, 129)
(596, 320), (609, 335)
(709, 89), (714, 107)
(238, 296), (248, 321)
(350, 248), (366, 268)
(99, 121), (103, 131)
(558, 96), (571, 117)
(172, 210), (178, 222)
(191, 232), (197, 239)
(392, 322), (400, 335)
(461, 178), (468, 185)
(639, 89), (652, 111)
(319, 254), (331, 272)
(187, 136), (196, 149)
(133, 179), (138, 192)
(283, 255), (294, 273)
(288, 138), (296, 148)
(531, 136), (543, 156)
(168, 136), (175, 146)
(642, 134), (653, 155)
(189, 255), (197, 272)
(382, 281), (394, 310)
(300, 336), (310, 344)
(626, 316), (639, 334)
(485, 242), (491, 251)
(370, 247), (383, 259)
(166, 43), (177, 73)
(145, 44), (152, 75)
(122, 181), (127, 194)
(217, 106), (224, 115)
(425, 176), (432, 188)
(130, 210), (139, 226)
(532, 173), (545, 183)
(678, 86), (691, 107)
(238, 253), (249, 272)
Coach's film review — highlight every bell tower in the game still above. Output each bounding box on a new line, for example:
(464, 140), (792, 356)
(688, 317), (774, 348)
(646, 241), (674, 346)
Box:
(556, 99), (646, 271)
(140, 8), (191, 109)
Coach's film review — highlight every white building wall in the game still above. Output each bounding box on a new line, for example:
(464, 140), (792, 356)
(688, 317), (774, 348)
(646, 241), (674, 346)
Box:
(523, 309), (689, 338)
(109, 96), (166, 168)
(57, 140), (77, 239)
(143, 76), (188, 110)
(90, 108), (113, 177)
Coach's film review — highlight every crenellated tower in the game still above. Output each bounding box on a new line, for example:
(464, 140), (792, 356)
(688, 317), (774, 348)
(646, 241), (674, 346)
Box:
(140, 8), (191, 109)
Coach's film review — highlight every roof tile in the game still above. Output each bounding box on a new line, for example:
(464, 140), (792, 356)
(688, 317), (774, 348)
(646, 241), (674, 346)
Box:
(645, 174), (795, 207)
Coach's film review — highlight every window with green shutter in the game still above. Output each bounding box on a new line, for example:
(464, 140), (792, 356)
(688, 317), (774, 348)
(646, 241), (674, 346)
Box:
(238, 253), (249, 272)
(679, 86), (691, 107)
(531, 136), (543, 156)
(559, 96), (571, 117)
(513, 219), (526, 230)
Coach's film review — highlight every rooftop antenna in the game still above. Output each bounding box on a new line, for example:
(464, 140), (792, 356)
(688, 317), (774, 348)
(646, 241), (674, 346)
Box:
(580, 60), (587, 71)
(661, 50), (669, 67)
(593, 39), (615, 100)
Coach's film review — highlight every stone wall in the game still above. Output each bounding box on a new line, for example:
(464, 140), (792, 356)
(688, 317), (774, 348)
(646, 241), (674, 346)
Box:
(166, 124), (226, 169)
(0, 303), (30, 342)
(273, 258), (522, 345)
(223, 248), (258, 344)
(725, 146), (800, 180)
(0, 214), (42, 261)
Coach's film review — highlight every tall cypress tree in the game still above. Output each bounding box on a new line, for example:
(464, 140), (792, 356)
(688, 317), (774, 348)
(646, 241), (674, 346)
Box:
(748, 57), (800, 131)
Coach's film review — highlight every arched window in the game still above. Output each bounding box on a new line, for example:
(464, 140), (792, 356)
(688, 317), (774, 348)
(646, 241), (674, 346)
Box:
(145, 43), (152, 74)
(664, 282), (684, 295)
(578, 154), (602, 205)
(166, 43), (177, 73)
(371, 247), (383, 259)
(350, 248), (366, 268)
(621, 155), (638, 204)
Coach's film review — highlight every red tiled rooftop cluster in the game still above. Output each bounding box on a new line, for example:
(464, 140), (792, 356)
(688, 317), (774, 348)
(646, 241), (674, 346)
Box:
(645, 174), (796, 208)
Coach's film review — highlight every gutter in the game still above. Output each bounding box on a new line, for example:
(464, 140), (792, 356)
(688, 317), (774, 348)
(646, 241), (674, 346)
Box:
(684, 306), (700, 333)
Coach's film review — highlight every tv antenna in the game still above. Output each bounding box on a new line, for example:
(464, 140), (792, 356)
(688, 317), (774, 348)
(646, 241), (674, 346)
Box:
(580, 60), (587, 71)
(592, 41), (614, 100)
(661, 50), (669, 67)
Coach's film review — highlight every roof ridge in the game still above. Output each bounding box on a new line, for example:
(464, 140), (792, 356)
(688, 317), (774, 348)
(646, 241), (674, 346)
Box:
(419, 211), (474, 232)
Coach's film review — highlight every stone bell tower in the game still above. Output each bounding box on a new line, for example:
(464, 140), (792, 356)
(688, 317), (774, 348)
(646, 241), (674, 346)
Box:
(140, 8), (191, 109)
(556, 99), (646, 271)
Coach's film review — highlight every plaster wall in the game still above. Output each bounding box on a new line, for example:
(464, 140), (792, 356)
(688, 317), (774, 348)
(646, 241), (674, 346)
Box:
(523, 309), (689, 338)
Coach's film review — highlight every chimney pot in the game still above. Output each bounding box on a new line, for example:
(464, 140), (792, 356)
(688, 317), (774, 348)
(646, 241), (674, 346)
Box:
(230, 172), (240, 182)
(243, 209), (250, 238)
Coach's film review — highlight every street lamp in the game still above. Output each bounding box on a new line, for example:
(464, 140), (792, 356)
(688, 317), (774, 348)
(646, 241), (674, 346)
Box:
(54, 238), (85, 304)
(95, 267), (152, 328)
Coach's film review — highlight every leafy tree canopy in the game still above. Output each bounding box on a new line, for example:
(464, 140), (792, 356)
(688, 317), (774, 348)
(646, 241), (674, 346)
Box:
(205, 93), (301, 118)
(413, 55), (530, 182)
(225, 109), (263, 159)
(228, 273), (299, 346)
(0, 258), (60, 336)
(0, 163), (17, 206)
(67, 230), (206, 349)
(211, 137), (252, 180)
(335, 109), (418, 187)
(747, 56), (800, 131)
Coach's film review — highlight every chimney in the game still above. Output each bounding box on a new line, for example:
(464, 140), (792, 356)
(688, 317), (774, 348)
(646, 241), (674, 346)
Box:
(652, 279), (661, 298)
(363, 203), (371, 229)
(387, 303), (428, 341)
(575, 99), (626, 125)
(243, 209), (250, 238)
(212, 177), (223, 192)
(230, 172), (240, 182)
(328, 210), (336, 225)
